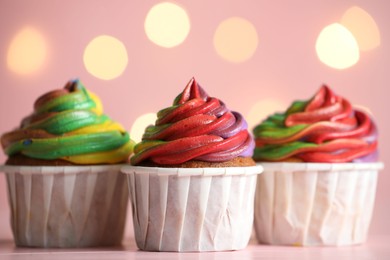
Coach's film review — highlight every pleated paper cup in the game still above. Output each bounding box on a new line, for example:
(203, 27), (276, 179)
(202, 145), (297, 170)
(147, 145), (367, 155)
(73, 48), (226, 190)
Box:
(122, 165), (263, 252)
(0, 164), (129, 248)
(254, 162), (384, 246)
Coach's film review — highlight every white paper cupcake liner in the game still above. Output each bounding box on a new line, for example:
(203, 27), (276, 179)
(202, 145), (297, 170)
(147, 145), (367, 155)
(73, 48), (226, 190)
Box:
(0, 165), (129, 248)
(122, 165), (263, 252)
(253, 162), (384, 246)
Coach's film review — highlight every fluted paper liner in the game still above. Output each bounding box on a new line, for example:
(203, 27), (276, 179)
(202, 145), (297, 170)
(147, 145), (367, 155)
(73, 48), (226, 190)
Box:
(122, 165), (263, 252)
(0, 165), (128, 248)
(254, 162), (384, 246)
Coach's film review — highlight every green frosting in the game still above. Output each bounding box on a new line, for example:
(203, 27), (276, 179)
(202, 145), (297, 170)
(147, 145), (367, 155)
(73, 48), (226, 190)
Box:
(1, 80), (134, 164)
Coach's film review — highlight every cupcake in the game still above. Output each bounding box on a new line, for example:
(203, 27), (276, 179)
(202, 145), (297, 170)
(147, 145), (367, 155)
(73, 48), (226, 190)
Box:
(252, 85), (383, 246)
(0, 79), (135, 247)
(122, 77), (262, 252)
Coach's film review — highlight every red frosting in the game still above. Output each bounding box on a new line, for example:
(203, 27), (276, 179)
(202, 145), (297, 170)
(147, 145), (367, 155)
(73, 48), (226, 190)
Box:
(253, 85), (378, 162)
(131, 78), (254, 165)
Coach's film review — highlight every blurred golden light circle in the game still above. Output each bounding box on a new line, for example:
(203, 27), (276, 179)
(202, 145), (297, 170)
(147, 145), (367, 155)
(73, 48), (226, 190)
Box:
(247, 99), (286, 131)
(213, 17), (258, 63)
(315, 23), (360, 69)
(130, 113), (157, 142)
(7, 26), (47, 75)
(144, 2), (190, 48)
(83, 35), (128, 80)
(341, 6), (381, 51)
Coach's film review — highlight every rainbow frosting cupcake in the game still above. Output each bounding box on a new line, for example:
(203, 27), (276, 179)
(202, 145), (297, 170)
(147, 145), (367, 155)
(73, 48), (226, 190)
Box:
(252, 85), (383, 246)
(0, 79), (135, 247)
(123, 78), (262, 251)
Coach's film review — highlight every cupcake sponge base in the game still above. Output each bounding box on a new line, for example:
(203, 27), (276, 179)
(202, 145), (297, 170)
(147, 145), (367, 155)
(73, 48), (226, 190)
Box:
(137, 157), (255, 168)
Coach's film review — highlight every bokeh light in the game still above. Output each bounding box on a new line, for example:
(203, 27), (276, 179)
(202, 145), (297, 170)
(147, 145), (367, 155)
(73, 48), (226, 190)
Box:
(130, 113), (157, 142)
(144, 2), (190, 48)
(315, 23), (360, 69)
(341, 6), (381, 51)
(83, 35), (128, 80)
(213, 17), (258, 63)
(246, 99), (287, 131)
(7, 26), (47, 75)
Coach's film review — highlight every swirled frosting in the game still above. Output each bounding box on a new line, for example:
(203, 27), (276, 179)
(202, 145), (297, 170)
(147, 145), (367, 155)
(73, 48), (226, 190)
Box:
(131, 78), (255, 166)
(253, 85), (378, 163)
(1, 79), (135, 164)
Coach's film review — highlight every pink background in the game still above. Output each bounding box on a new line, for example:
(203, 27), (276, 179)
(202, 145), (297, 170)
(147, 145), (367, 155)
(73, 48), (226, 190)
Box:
(0, 0), (389, 241)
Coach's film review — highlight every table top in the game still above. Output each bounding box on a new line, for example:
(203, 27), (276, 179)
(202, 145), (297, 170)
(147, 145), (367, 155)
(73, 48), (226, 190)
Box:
(0, 235), (389, 260)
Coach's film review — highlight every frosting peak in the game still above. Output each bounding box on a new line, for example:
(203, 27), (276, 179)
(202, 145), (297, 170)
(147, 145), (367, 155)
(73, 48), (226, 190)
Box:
(285, 85), (352, 126)
(174, 77), (208, 104)
(131, 78), (254, 166)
